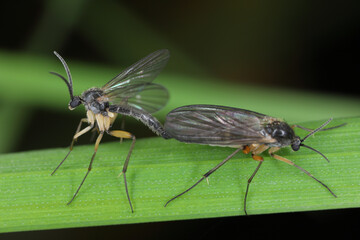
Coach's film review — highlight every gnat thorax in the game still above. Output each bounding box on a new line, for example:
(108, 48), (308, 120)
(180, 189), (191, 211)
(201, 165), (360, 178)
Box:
(81, 88), (109, 115)
(265, 121), (296, 148)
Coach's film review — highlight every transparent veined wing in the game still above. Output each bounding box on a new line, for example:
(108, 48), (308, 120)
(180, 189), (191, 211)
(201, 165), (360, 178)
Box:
(105, 82), (169, 113)
(101, 49), (170, 113)
(164, 105), (277, 147)
(102, 49), (170, 93)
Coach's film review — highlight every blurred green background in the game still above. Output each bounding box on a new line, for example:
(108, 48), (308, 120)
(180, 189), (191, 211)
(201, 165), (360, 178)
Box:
(1, 0), (360, 239)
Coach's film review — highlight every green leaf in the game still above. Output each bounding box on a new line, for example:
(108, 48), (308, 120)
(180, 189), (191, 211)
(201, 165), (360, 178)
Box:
(0, 117), (358, 233)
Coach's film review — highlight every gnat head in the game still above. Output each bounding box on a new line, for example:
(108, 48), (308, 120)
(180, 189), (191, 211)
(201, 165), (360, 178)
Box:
(50, 51), (82, 110)
(291, 118), (333, 162)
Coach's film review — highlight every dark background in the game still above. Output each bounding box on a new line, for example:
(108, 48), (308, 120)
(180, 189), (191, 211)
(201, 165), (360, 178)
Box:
(3, 1), (360, 97)
(1, 0), (360, 239)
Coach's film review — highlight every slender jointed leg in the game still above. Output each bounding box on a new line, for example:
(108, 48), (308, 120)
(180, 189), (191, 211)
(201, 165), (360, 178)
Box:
(244, 158), (263, 215)
(51, 118), (93, 175)
(119, 115), (126, 144)
(164, 148), (242, 207)
(89, 126), (100, 142)
(243, 144), (268, 215)
(67, 131), (104, 205)
(268, 147), (337, 198)
(108, 130), (136, 213)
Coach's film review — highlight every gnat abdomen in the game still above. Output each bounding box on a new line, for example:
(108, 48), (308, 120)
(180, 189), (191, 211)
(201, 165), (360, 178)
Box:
(109, 105), (172, 139)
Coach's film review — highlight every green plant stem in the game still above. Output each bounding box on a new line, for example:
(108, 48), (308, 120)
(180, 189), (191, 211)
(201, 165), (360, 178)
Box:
(0, 117), (359, 233)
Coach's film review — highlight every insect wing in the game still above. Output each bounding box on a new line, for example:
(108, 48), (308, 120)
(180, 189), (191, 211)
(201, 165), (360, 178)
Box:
(106, 83), (169, 113)
(165, 105), (275, 147)
(102, 49), (170, 93)
(101, 49), (169, 113)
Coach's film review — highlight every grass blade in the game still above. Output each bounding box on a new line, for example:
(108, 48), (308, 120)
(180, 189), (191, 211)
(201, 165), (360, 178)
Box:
(0, 117), (359, 233)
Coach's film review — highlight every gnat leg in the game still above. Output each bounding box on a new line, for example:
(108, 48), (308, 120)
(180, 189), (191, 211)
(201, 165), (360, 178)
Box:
(243, 144), (268, 215)
(51, 118), (93, 175)
(108, 130), (136, 213)
(244, 157), (263, 215)
(268, 147), (337, 197)
(119, 115), (126, 144)
(89, 126), (100, 142)
(67, 131), (104, 205)
(164, 148), (242, 207)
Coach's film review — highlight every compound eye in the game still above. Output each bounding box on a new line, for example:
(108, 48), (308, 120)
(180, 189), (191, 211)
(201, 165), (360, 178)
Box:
(273, 129), (286, 138)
